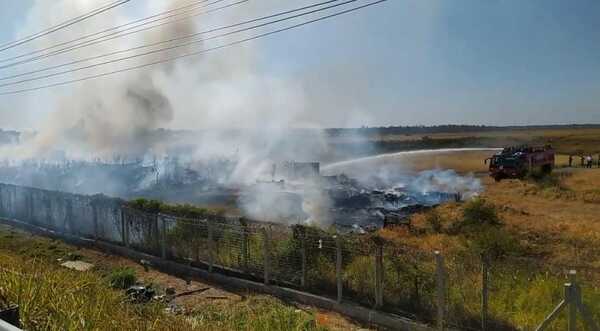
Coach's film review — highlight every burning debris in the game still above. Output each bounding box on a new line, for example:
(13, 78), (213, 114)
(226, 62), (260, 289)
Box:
(237, 163), (479, 231)
(0, 154), (480, 231)
(324, 174), (459, 230)
(0, 139), (481, 235)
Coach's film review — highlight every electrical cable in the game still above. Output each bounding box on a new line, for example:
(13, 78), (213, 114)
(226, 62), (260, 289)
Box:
(0, 0), (342, 82)
(0, 0), (132, 53)
(0, 0), (387, 96)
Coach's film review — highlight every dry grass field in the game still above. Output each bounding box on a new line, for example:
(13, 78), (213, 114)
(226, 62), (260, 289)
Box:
(379, 148), (600, 329)
(386, 150), (578, 175)
(372, 127), (600, 155)
(398, 149), (495, 174)
(394, 148), (600, 266)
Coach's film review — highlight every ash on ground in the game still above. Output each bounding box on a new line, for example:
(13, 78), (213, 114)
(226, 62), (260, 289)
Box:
(238, 162), (477, 232)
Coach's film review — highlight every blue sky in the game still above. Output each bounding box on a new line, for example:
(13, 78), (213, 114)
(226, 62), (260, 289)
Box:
(1, 0), (599, 128)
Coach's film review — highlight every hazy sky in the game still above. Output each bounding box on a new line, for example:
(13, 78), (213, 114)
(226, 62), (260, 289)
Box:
(0, 0), (599, 129)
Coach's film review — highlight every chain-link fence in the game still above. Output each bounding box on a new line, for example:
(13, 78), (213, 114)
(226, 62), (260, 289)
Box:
(383, 248), (438, 323)
(0, 182), (599, 330)
(122, 207), (160, 256)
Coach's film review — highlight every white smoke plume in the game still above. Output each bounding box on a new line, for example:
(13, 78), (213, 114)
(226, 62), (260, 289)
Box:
(322, 149), (487, 199)
(0, 1), (480, 228)
(1, 0), (324, 164)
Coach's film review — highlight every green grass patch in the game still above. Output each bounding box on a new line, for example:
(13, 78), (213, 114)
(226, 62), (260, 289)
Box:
(108, 267), (137, 289)
(0, 225), (330, 331)
(127, 198), (225, 218)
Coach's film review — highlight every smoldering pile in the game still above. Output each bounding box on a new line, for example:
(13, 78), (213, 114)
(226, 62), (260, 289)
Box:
(238, 162), (481, 231)
(323, 174), (460, 231)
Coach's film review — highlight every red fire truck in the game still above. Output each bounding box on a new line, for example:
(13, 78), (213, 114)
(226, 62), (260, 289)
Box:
(485, 145), (555, 181)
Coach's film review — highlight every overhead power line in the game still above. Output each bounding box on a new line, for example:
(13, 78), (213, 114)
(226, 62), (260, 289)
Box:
(0, 0), (132, 53)
(0, 0), (354, 87)
(0, 0), (239, 70)
(0, 0), (216, 64)
(0, 0), (342, 83)
(0, 0), (387, 96)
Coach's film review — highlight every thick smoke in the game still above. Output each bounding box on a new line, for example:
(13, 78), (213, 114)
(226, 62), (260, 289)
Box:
(2, 1), (190, 159)
(0, 1), (483, 228)
(3, 1), (326, 163)
(0, 0), (333, 222)
(322, 149), (486, 199)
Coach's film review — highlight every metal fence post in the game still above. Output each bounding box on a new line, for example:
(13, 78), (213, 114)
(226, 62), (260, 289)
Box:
(240, 219), (248, 271)
(574, 282), (600, 331)
(26, 189), (35, 224)
(375, 242), (384, 308)
(301, 231), (307, 288)
(159, 215), (167, 259)
(208, 221), (214, 273)
(568, 270), (577, 331)
(65, 198), (73, 234)
(92, 205), (99, 240)
(28, 190), (34, 222)
(121, 208), (129, 248)
(262, 227), (270, 285)
(565, 282), (576, 331)
(336, 235), (343, 303)
(435, 250), (446, 331)
(43, 195), (50, 228)
(481, 253), (490, 331)
(0, 185), (4, 217)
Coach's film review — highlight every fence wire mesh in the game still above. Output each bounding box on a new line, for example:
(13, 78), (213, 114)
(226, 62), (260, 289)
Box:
(213, 221), (253, 274)
(445, 252), (482, 331)
(268, 226), (303, 287)
(383, 247), (437, 322)
(486, 255), (600, 331)
(164, 216), (209, 264)
(123, 207), (160, 256)
(342, 238), (377, 307)
(302, 230), (337, 299)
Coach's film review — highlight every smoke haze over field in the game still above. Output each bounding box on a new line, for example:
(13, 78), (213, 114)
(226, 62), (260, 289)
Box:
(2, 0), (600, 130)
(2, 1), (591, 228)
(0, 0), (339, 163)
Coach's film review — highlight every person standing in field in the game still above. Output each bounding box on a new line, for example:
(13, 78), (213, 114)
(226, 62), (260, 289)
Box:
(568, 155), (573, 167)
(586, 155), (593, 168)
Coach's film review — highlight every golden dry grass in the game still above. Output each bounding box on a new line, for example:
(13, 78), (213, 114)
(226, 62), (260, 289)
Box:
(379, 152), (600, 329)
(480, 170), (600, 266)
(0, 226), (332, 331)
(391, 148), (600, 268)
(400, 150), (589, 173)
(373, 127), (600, 155)
(400, 150), (494, 174)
